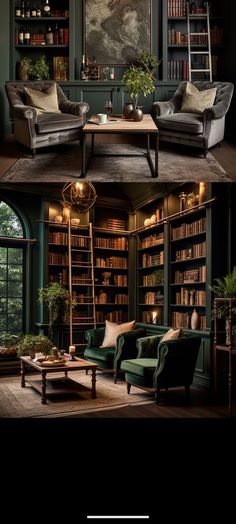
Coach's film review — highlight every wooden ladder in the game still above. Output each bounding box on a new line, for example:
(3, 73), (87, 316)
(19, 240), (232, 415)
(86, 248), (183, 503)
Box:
(187, 1), (212, 81)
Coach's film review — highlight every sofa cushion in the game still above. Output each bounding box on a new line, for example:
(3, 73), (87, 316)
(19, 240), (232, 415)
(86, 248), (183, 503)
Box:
(181, 81), (217, 114)
(84, 346), (115, 363)
(35, 112), (84, 133)
(160, 328), (183, 343)
(24, 82), (61, 115)
(157, 112), (203, 134)
(121, 358), (157, 378)
(100, 320), (136, 348)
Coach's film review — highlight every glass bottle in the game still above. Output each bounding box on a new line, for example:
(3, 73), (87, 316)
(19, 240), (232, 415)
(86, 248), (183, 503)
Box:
(25, 1), (31, 17)
(24, 25), (30, 45)
(80, 54), (87, 80)
(46, 25), (53, 45)
(31, 4), (37, 17)
(21, 1), (25, 17)
(15, 2), (22, 17)
(43, 0), (51, 17)
(18, 25), (24, 44)
(36, 6), (41, 17)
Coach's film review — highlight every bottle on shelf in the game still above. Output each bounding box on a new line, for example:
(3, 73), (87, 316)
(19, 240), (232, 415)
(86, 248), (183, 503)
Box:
(25, 1), (31, 18)
(46, 25), (53, 45)
(15, 2), (22, 17)
(36, 6), (41, 17)
(42, 0), (51, 17)
(24, 25), (30, 45)
(53, 23), (59, 45)
(20, 0), (25, 18)
(31, 4), (37, 17)
(80, 54), (87, 80)
(18, 25), (24, 45)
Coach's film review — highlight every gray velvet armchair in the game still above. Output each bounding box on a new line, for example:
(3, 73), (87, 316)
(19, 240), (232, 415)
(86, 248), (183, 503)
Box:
(152, 81), (234, 156)
(5, 80), (89, 154)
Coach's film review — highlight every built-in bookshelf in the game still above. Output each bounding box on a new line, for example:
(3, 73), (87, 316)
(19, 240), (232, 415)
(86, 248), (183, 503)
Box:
(170, 206), (207, 330)
(164, 0), (224, 81)
(93, 207), (129, 325)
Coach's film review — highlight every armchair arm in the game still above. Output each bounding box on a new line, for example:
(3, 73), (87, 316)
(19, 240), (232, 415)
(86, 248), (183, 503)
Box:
(13, 104), (37, 122)
(113, 327), (146, 372)
(59, 100), (89, 120)
(136, 334), (163, 358)
(152, 100), (175, 118)
(203, 101), (227, 121)
(85, 327), (105, 348)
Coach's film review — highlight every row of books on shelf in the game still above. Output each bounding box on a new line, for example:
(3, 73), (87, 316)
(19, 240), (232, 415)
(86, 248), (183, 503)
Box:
(168, 0), (187, 17)
(53, 56), (69, 81)
(95, 257), (128, 269)
(140, 233), (164, 249)
(172, 312), (207, 330)
(142, 271), (164, 286)
(144, 291), (164, 305)
(106, 218), (127, 231)
(142, 311), (162, 324)
(96, 311), (128, 323)
(49, 270), (68, 285)
(175, 241), (206, 261)
(142, 252), (164, 267)
(72, 274), (91, 285)
(95, 294), (128, 304)
(94, 237), (128, 250)
(172, 217), (206, 240)
(174, 266), (206, 283)
(72, 292), (93, 304)
(49, 232), (89, 248)
(175, 289), (206, 306)
(167, 60), (189, 81)
(168, 29), (208, 45)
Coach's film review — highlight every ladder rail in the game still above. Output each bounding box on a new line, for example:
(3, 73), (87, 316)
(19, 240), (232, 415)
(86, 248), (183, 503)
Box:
(187, 1), (212, 81)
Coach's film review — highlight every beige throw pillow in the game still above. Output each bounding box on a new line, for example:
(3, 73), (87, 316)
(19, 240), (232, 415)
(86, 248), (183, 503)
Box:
(100, 320), (136, 348)
(180, 81), (217, 114)
(24, 83), (61, 115)
(160, 327), (183, 343)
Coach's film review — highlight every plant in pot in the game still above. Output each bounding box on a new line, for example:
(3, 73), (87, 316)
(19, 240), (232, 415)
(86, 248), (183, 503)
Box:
(122, 50), (161, 121)
(39, 282), (72, 340)
(209, 266), (236, 345)
(16, 334), (53, 359)
(0, 332), (21, 358)
(17, 57), (32, 81)
(30, 55), (50, 80)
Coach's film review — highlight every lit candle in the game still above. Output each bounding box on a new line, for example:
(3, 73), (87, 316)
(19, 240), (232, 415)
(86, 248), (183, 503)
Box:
(69, 345), (76, 353)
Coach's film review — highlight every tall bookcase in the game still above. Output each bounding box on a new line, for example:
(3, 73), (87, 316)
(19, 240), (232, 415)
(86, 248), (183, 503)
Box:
(93, 207), (130, 326)
(163, 0), (224, 81)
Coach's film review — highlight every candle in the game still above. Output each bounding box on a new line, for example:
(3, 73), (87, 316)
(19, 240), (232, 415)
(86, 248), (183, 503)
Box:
(69, 345), (76, 361)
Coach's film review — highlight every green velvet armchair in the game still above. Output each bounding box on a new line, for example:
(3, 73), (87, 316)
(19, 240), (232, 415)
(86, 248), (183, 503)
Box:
(84, 326), (146, 383)
(121, 334), (202, 404)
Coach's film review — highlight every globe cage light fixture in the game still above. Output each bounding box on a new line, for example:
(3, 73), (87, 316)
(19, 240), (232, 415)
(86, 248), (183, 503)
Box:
(61, 181), (97, 214)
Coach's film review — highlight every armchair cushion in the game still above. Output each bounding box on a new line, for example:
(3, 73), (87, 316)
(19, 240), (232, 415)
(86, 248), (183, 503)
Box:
(24, 82), (61, 114)
(180, 81), (217, 114)
(121, 358), (157, 378)
(35, 112), (83, 134)
(100, 319), (136, 348)
(84, 346), (115, 365)
(157, 112), (203, 134)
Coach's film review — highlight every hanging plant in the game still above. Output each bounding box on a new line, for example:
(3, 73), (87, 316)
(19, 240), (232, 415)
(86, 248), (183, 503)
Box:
(39, 282), (72, 340)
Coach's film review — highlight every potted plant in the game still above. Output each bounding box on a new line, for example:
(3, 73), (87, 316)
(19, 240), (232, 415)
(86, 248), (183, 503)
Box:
(17, 57), (32, 81)
(122, 50), (161, 121)
(39, 282), (72, 340)
(0, 332), (21, 358)
(30, 55), (50, 80)
(17, 334), (53, 359)
(209, 267), (236, 345)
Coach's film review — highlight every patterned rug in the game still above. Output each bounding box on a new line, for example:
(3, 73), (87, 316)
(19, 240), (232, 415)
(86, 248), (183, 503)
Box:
(1, 142), (229, 182)
(0, 371), (154, 418)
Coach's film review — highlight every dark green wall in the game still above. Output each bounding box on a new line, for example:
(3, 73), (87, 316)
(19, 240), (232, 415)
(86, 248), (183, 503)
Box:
(0, 0), (10, 139)
(224, 3), (236, 140)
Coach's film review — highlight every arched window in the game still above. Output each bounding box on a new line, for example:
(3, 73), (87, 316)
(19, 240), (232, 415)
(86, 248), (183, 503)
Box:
(0, 201), (25, 335)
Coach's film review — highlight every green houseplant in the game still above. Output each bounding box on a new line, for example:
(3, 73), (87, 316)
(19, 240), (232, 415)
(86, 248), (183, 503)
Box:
(17, 334), (53, 359)
(39, 282), (72, 340)
(122, 50), (161, 120)
(209, 266), (236, 344)
(17, 57), (32, 81)
(0, 332), (21, 357)
(30, 55), (50, 80)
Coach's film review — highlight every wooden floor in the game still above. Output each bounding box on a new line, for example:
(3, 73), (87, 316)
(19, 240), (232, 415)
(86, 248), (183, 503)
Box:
(0, 135), (236, 180)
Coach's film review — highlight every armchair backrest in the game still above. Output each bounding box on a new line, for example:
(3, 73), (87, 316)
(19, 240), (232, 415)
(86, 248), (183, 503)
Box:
(153, 335), (201, 389)
(171, 81), (234, 114)
(5, 80), (66, 109)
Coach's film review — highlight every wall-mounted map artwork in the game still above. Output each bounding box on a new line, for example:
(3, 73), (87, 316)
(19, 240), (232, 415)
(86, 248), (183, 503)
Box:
(84, 0), (151, 65)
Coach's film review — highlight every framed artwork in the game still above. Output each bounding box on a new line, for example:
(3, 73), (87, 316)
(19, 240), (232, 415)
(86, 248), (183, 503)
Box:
(83, 0), (151, 65)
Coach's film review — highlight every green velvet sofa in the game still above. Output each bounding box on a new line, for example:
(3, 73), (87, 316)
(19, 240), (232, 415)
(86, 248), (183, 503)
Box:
(84, 326), (146, 383)
(121, 333), (202, 404)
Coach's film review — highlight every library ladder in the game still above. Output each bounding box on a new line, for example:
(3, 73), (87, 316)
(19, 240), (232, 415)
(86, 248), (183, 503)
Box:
(187, 1), (212, 81)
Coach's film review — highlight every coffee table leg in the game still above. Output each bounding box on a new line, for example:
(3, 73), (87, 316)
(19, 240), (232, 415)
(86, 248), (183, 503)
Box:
(21, 360), (25, 388)
(80, 133), (86, 178)
(155, 132), (159, 178)
(41, 371), (47, 404)
(91, 368), (96, 399)
(146, 133), (158, 178)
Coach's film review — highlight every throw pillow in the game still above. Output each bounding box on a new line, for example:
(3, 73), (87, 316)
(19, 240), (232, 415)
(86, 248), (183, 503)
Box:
(24, 83), (61, 115)
(180, 81), (217, 114)
(100, 320), (136, 348)
(160, 327), (183, 343)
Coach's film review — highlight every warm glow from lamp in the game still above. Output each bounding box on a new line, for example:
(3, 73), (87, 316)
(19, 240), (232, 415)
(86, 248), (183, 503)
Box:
(62, 181), (97, 214)
(75, 182), (84, 196)
(198, 182), (207, 204)
(152, 311), (157, 323)
(62, 202), (71, 222)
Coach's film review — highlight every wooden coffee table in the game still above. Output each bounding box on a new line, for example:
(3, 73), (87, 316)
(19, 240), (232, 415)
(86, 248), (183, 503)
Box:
(20, 356), (97, 404)
(80, 113), (159, 178)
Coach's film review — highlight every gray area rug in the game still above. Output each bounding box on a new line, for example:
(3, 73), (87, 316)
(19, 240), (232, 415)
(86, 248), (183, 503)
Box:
(0, 371), (153, 418)
(1, 142), (229, 183)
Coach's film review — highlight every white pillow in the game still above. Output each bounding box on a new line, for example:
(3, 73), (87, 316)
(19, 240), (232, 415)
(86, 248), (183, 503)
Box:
(180, 81), (217, 114)
(100, 320), (136, 348)
(160, 328), (183, 343)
